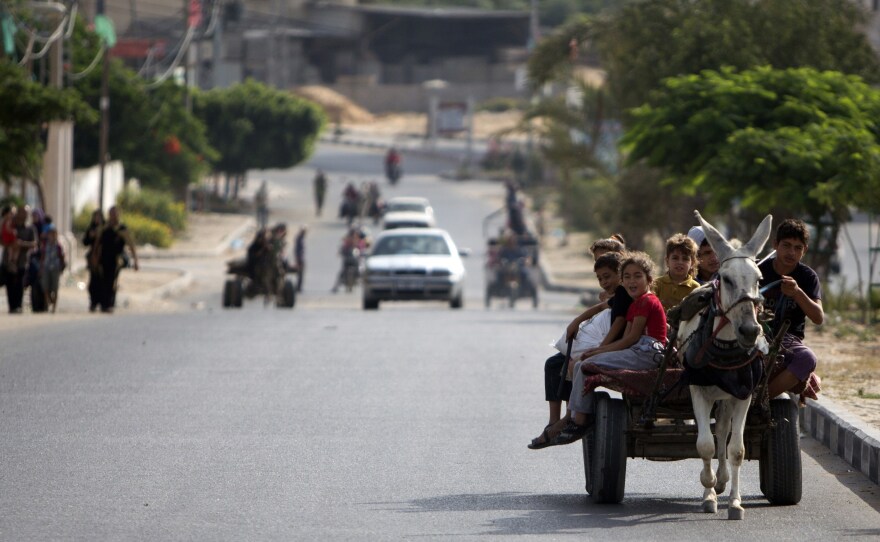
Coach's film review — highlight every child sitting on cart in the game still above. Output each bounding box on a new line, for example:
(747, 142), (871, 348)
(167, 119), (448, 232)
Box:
(546, 251), (668, 447)
(652, 233), (700, 311)
(529, 250), (630, 449)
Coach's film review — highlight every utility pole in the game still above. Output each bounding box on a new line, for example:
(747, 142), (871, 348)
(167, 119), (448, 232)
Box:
(212, 0), (224, 88)
(98, 0), (110, 212)
(42, 3), (74, 246)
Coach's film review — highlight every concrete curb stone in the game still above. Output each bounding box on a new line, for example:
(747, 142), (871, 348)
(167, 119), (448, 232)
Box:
(802, 398), (880, 484)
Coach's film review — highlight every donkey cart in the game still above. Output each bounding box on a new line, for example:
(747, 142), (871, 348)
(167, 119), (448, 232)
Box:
(578, 362), (801, 507)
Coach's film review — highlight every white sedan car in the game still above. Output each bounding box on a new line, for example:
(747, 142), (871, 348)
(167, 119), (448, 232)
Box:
(382, 196), (436, 229)
(362, 228), (465, 310)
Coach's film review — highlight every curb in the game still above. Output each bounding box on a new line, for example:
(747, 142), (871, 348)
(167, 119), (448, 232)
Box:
(139, 218), (253, 260)
(538, 257), (601, 297)
(802, 398), (880, 484)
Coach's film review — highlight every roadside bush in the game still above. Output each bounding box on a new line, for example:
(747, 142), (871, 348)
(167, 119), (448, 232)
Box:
(117, 187), (187, 232)
(477, 97), (525, 113)
(73, 205), (94, 234)
(123, 213), (173, 248)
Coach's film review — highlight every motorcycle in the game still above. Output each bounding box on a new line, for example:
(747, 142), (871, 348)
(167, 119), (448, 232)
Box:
(341, 246), (361, 293)
(385, 162), (401, 185)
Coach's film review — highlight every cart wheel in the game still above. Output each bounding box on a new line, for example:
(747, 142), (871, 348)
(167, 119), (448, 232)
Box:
(222, 279), (235, 308)
(484, 288), (491, 308)
(759, 396), (802, 505)
(532, 290), (539, 309)
(278, 279), (296, 309)
(232, 278), (244, 307)
(584, 392), (627, 504)
(363, 296), (379, 310)
(508, 287), (517, 308)
(450, 292), (463, 309)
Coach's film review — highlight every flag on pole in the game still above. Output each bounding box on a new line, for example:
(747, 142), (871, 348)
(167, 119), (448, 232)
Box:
(94, 15), (116, 48)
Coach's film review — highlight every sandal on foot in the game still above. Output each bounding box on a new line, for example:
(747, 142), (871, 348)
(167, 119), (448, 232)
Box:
(527, 424), (554, 450)
(551, 420), (590, 446)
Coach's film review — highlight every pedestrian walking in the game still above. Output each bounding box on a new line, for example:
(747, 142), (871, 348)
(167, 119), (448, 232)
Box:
(255, 181), (269, 229)
(38, 224), (66, 313)
(83, 209), (105, 312)
(3, 206), (38, 314)
(93, 206), (138, 313)
(294, 226), (306, 292)
(313, 170), (327, 217)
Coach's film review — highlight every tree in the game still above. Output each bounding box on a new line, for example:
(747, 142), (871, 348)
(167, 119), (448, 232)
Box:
(622, 66), (880, 278)
(194, 80), (326, 196)
(0, 59), (94, 197)
(70, 18), (215, 197)
(593, 0), (880, 114)
(525, 0), (880, 245)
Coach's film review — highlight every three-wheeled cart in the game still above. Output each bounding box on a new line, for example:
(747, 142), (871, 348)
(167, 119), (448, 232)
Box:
(221, 257), (297, 309)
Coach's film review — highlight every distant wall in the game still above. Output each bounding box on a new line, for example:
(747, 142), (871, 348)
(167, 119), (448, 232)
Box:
(329, 82), (525, 113)
(72, 161), (125, 214)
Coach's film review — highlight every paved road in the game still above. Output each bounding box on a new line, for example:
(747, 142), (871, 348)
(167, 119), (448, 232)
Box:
(2, 145), (879, 540)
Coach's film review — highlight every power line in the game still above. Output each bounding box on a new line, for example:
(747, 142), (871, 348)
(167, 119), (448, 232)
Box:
(68, 43), (104, 80)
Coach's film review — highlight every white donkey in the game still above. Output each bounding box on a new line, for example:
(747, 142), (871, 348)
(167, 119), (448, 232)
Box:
(677, 211), (772, 520)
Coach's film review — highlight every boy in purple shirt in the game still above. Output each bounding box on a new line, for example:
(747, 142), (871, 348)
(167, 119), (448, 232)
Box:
(758, 219), (824, 398)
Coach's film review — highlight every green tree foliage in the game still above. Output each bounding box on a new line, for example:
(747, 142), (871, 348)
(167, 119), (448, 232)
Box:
(0, 59), (94, 186)
(69, 18), (215, 196)
(527, 15), (593, 89)
(593, 0), (880, 113)
(194, 80), (326, 177)
(623, 66), (880, 275)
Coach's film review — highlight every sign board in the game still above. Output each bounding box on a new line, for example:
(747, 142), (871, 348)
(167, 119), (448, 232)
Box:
(436, 102), (467, 135)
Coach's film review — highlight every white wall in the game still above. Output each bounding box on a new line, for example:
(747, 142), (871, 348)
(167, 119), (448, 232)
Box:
(72, 161), (125, 214)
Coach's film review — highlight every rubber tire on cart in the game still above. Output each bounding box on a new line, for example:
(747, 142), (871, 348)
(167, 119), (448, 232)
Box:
(232, 278), (244, 307)
(532, 290), (539, 309)
(484, 287), (491, 308)
(450, 292), (463, 309)
(363, 297), (379, 310)
(759, 396), (802, 505)
(222, 279), (236, 308)
(278, 279), (296, 309)
(508, 286), (517, 309)
(582, 392), (627, 504)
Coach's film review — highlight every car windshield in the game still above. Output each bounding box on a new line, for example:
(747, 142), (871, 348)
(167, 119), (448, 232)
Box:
(372, 235), (450, 256)
(387, 202), (427, 213)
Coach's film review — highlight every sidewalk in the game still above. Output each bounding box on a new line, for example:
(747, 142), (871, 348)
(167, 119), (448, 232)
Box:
(0, 212), (253, 317)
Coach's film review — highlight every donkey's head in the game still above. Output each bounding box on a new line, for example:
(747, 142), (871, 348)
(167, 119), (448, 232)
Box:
(695, 211), (772, 349)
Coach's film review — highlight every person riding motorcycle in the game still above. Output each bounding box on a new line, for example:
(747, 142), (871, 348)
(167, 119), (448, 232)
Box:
(331, 227), (367, 293)
(384, 148), (401, 182)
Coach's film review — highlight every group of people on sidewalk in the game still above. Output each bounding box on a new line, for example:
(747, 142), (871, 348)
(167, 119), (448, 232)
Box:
(1, 204), (67, 314)
(528, 218), (823, 449)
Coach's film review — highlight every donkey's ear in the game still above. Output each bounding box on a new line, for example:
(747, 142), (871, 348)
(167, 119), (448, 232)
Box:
(741, 215), (772, 258)
(694, 210), (733, 262)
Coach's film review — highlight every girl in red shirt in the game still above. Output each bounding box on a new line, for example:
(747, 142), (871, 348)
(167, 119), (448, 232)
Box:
(547, 251), (667, 446)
